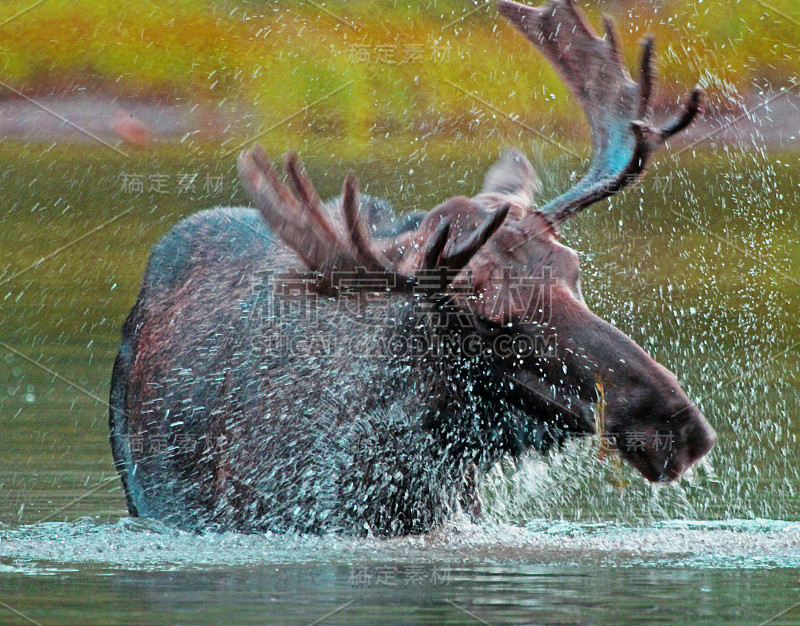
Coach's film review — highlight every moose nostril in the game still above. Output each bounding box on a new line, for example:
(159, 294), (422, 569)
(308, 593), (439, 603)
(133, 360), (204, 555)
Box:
(697, 422), (716, 455)
(685, 417), (717, 465)
(656, 421), (716, 482)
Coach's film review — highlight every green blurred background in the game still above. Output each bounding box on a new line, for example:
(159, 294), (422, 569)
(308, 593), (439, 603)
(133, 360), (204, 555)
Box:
(1, 0), (798, 154)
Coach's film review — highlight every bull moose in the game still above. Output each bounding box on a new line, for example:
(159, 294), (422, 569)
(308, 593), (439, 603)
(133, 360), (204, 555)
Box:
(110, 0), (716, 535)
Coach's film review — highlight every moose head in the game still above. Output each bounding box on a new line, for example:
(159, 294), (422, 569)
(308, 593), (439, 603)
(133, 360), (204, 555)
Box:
(237, 0), (716, 482)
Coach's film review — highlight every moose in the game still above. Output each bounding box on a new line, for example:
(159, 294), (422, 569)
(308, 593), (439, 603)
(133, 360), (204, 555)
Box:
(110, 0), (715, 535)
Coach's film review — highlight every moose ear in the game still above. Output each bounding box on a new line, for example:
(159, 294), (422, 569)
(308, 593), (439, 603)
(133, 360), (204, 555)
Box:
(480, 148), (540, 210)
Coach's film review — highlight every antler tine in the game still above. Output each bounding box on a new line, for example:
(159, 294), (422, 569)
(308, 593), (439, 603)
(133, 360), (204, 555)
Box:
(601, 15), (624, 68)
(250, 144), (301, 215)
(498, 0), (702, 226)
(284, 152), (322, 209)
(284, 152), (345, 246)
(421, 218), (452, 271)
(638, 36), (655, 120)
(439, 204), (511, 272)
(340, 174), (400, 276)
(659, 88), (703, 142)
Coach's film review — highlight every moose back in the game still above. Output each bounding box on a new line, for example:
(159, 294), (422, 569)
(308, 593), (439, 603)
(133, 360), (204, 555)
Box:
(110, 0), (716, 535)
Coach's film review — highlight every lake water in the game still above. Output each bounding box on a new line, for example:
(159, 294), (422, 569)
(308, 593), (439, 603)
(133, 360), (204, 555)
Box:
(1, 143), (799, 623)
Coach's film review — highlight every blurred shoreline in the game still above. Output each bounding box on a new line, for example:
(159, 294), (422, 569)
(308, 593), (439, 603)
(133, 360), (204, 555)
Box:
(2, 0), (797, 156)
(0, 90), (797, 153)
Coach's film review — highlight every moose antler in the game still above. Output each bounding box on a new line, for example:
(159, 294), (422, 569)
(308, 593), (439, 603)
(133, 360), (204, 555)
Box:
(238, 1), (702, 299)
(497, 0), (702, 225)
(237, 144), (510, 294)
